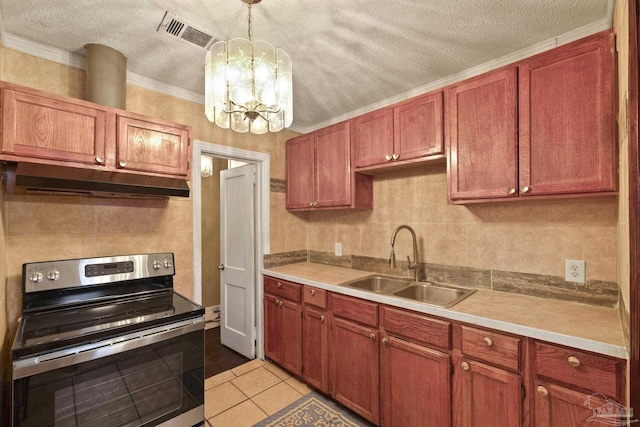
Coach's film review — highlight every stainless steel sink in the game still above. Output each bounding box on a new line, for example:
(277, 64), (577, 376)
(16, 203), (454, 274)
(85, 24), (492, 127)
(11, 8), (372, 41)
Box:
(343, 275), (413, 293)
(393, 283), (476, 308)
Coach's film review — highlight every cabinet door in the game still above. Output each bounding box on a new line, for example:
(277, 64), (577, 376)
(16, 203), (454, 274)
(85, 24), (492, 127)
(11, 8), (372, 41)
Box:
(285, 133), (315, 209)
(117, 114), (190, 176)
(315, 122), (352, 208)
(448, 68), (519, 201)
(2, 88), (108, 166)
(279, 298), (303, 376)
(330, 317), (379, 424)
(458, 359), (522, 427)
(353, 108), (394, 168)
(394, 91), (444, 162)
(303, 306), (328, 392)
(519, 31), (615, 196)
(381, 335), (451, 427)
(264, 294), (281, 363)
(534, 382), (609, 426)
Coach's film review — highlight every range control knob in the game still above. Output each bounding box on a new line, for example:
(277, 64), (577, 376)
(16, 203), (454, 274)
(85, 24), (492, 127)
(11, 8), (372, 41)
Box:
(29, 272), (44, 283)
(47, 270), (60, 281)
(152, 260), (162, 270)
(163, 260), (173, 269)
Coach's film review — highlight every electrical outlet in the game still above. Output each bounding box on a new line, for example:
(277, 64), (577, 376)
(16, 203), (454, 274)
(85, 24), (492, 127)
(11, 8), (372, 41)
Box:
(335, 242), (343, 257)
(565, 260), (586, 283)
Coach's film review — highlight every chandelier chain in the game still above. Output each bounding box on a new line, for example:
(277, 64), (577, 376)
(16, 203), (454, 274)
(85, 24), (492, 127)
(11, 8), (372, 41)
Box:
(247, 3), (253, 41)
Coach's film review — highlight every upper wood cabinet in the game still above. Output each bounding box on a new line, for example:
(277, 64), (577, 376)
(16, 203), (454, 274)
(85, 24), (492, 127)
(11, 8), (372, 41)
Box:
(447, 67), (519, 201)
(117, 113), (190, 176)
(0, 82), (191, 178)
(518, 31), (616, 197)
(353, 91), (444, 170)
(1, 86), (110, 166)
(448, 30), (616, 203)
(286, 121), (373, 211)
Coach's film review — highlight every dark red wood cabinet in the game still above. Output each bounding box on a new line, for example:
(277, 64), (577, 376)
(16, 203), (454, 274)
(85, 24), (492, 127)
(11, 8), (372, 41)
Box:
(448, 30), (616, 203)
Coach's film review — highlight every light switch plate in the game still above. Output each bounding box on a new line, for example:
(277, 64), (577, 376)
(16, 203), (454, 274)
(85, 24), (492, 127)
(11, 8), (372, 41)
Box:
(335, 242), (343, 257)
(565, 260), (586, 283)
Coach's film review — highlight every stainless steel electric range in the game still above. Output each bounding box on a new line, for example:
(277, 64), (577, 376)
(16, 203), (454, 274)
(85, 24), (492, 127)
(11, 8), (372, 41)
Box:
(11, 253), (205, 427)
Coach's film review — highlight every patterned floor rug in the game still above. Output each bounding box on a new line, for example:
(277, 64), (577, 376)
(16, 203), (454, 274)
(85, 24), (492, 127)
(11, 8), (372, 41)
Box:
(253, 391), (375, 427)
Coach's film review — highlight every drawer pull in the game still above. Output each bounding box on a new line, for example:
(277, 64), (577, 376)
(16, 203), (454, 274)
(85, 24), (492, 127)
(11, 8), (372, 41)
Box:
(369, 333), (376, 342)
(310, 289), (316, 296)
(537, 386), (549, 397)
(382, 337), (389, 345)
(461, 361), (470, 371)
(277, 282), (283, 288)
(483, 337), (493, 347)
(320, 315), (325, 322)
(567, 356), (581, 367)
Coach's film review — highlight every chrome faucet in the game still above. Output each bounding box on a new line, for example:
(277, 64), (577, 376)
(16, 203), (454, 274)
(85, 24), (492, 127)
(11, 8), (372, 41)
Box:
(389, 225), (419, 282)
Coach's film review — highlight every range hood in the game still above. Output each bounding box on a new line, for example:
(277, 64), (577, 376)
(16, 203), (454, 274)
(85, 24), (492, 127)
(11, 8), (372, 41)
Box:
(16, 162), (190, 198)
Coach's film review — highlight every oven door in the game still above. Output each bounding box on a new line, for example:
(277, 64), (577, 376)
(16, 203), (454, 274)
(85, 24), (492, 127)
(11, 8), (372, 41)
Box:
(12, 318), (204, 427)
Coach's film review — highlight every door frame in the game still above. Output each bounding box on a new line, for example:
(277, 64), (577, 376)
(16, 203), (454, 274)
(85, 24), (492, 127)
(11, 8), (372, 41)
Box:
(192, 140), (270, 360)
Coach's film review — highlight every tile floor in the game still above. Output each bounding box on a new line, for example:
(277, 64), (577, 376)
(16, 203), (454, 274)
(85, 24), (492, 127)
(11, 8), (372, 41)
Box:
(204, 359), (312, 427)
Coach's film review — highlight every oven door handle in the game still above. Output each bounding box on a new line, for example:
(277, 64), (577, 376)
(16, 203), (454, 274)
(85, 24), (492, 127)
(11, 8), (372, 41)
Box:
(13, 317), (204, 379)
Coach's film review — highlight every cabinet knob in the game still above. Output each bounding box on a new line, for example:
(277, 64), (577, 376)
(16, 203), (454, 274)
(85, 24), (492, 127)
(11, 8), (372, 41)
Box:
(274, 299), (280, 305)
(382, 337), (389, 345)
(461, 361), (470, 371)
(392, 153), (399, 160)
(118, 160), (127, 168)
(277, 282), (283, 288)
(369, 333), (376, 341)
(310, 289), (315, 296)
(508, 187), (516, 195)
(483, 337), (493, 347)
(320, 315), (325, 322)
(385, 154), (393, 161)
(278, 300), (283, 307)
(537, 385), (549, 397)
(95, 156), (104, 165)
(567, 356), (581, 367)
(521, 185), (531, 193)
(309, 202), (314, 207)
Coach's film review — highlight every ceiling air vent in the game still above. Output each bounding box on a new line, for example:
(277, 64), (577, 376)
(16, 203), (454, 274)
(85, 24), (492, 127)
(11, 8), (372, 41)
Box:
(157, 11), (220, 49)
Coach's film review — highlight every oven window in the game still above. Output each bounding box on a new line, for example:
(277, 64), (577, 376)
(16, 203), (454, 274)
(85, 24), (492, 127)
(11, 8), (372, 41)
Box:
(13, 329), (204, 427)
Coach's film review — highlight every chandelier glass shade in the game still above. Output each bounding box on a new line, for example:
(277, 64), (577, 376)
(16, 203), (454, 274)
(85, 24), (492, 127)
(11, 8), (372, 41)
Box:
(205, 2), (292, 134)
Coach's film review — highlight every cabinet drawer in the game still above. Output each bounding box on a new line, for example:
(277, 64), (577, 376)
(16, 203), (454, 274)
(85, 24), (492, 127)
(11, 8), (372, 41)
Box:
(330, 293), (378, 327)
(264, 276), (302, 302)
(382, 306), (451, 349)
(535, 342), (623, 398)
(303, 286), (327, 309)
(461, 326), (521, 371)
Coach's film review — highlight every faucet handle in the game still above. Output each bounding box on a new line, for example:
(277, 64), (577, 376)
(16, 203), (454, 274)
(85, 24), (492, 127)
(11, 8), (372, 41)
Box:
(389, 248), (396, 268)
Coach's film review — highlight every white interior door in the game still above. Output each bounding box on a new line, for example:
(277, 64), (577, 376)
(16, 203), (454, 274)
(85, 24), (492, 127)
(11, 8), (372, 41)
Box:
(220, 163), (256, 358)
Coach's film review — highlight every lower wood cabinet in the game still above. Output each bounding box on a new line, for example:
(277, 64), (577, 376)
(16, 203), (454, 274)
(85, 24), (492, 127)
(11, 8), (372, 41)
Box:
(380, 335), (451, 426)
(302, 305), (329, 392)
(532, 341), (626, 426)
(263, 278), (627, 427)
(455, 358), (523, 427)
(330, 316), (380, 424)
(263, 278), (303, 376)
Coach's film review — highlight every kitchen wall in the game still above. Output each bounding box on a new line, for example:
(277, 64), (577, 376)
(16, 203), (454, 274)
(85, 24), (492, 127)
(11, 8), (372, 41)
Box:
(0, 43), (295, 338)
(201, 157), (228, 307)
(615, 0), (631, 341)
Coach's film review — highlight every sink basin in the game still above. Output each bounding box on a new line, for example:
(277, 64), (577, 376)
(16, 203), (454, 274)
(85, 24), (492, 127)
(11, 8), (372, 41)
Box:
(393, 284), (476, 308)
(343, 275), (413, 293)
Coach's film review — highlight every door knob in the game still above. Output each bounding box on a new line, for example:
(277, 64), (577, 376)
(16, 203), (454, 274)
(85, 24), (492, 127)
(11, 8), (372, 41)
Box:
(382, 337), (389, 345)
(218, 264), (225, 270)
(369, 333), (376, 341)
(461, 361), (470, 371)
(537, 386), (549, 397)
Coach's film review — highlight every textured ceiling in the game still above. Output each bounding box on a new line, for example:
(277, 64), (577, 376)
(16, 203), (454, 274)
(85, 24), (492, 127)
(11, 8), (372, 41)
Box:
(0, 0), (613, 132)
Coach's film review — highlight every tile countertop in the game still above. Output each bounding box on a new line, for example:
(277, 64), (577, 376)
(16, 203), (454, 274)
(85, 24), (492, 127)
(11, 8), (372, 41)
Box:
(263, 262), (628, 360)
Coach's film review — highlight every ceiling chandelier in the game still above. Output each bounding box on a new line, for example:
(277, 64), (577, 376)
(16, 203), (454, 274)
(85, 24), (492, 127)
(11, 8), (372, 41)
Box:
(205, 0), (292, 134)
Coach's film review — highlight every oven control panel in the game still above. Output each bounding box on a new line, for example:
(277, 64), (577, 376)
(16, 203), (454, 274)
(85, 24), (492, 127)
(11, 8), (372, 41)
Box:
(23, 253), (176, 293)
